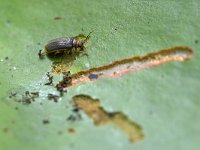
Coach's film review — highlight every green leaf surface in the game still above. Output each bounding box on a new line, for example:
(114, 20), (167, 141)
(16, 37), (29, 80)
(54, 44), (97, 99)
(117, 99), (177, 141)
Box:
(0, 0), (200, 150)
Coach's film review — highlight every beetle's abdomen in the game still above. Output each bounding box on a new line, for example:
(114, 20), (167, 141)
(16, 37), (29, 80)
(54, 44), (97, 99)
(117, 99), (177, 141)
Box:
(45, 37), (74, 52)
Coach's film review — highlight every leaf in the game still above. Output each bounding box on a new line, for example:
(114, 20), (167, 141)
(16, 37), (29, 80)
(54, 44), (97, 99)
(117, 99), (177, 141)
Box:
(0, 1), (200, 150)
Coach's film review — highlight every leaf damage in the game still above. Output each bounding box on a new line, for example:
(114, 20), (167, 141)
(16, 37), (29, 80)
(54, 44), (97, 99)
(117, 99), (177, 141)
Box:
(58, 46), (193, 89)
(72, 94), (144, 142)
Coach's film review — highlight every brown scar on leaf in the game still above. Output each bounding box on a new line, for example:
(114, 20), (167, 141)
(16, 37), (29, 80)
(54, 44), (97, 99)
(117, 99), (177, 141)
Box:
(72, 94), (143, 142)
(58, 46), (193, 88)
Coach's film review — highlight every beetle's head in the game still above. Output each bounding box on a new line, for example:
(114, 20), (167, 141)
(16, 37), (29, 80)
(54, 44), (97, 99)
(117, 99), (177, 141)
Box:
(75, 31), (93, 48)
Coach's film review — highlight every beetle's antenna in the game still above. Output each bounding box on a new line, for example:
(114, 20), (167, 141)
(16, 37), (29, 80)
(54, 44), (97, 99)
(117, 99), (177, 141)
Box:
(84, 31), (93, 43)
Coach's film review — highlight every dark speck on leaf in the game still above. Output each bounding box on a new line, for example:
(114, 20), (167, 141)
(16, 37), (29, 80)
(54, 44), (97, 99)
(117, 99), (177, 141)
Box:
(58, 131), (63, 135)
(66, 105), (82, 121)
(30, 92), (39, 97)
(68, 128), (75, 134)
(17, 91), (40, 105)
(47, 93), (60, 103)
(43, 119), (50, 124)
(67, 113), (81, 122)
(54, 16), (62, 20)
(23, 97), (31, 104)
(195, 40), (198, 44)
(3, 128), (8, 133)
(45, 72), (53, 86)
(88, 73), (98, 80)
(9, 91), (17, 98)
(6, 20), (11, 24)
(72, 107), (80, 113)
(25, 91), (29, 96)
(67, 115), (76, 121)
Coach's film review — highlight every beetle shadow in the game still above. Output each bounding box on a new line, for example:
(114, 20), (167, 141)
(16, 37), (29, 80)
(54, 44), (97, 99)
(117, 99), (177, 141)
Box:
(47, 52), (76, 62)
(44, 47), (89, 74)
(47, 52), (77, 74)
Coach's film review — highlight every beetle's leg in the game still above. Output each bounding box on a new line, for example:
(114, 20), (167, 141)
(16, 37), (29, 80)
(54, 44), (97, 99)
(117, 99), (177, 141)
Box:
(55, 51), (61, 55)
(79, 46), (88, 56)
(68, 50), (73, 55)
(72, 47), (78, 54)
(81, 51), (89, 57)
(79, 48), (89, 57)
(79, 48), (90, 64)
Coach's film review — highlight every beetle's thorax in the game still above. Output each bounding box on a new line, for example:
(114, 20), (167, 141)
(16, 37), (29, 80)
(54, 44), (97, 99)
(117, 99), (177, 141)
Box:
(72, 39), (83, 48)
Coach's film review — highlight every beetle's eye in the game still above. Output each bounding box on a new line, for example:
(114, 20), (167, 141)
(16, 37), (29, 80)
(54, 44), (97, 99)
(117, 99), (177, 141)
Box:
(78, 41), (83, 47)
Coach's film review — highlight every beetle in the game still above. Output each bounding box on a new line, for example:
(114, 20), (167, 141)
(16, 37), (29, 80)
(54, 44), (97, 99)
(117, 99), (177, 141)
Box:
(38, 32), (92, 58)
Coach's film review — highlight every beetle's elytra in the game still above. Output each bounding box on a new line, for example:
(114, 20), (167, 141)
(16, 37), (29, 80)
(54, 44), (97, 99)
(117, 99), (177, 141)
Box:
(38, 32), (92, 58)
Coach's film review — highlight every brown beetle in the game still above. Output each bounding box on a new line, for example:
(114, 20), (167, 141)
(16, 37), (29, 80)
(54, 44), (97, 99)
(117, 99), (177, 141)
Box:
(38, 32), (92, 57)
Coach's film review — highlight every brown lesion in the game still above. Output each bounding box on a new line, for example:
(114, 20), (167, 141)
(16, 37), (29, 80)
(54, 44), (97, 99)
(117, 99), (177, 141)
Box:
(56, 71), (72, 93)
(72, 94), (143, 142)
(57, 46), (193, 89)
